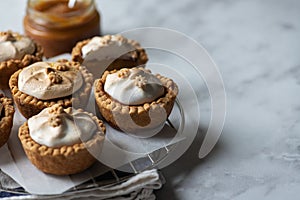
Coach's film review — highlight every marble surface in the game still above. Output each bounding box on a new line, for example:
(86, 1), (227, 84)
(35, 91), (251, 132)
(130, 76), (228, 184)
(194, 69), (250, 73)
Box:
(1, 0), (300, 199)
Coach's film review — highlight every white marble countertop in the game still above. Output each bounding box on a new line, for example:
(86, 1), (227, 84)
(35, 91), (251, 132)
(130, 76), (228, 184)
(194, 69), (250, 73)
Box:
(1, 0), (300, 199)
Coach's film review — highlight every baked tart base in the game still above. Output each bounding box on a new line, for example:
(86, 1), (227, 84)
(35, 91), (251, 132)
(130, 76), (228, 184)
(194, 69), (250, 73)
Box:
(94, 69), (178, 133)
(0, 94), (15, 148)
(18, 110), (106, 175)
(0, 31), (43, 89)
(9, 60), (93, 119)
(71, 35), (148, 73)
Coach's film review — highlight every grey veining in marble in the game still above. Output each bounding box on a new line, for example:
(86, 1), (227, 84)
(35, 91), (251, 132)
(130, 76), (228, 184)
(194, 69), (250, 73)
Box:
(1, 0), (300, 199)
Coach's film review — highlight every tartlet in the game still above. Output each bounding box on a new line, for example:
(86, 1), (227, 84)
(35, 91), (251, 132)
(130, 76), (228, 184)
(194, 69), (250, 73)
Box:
(0, 94), (15, 148)
(18, 104), (106, 175)
(72, 35), (148, 78)
(0, 31), (43, 89)
(9, 60), (93, 119)
(94, 67), (178, 134)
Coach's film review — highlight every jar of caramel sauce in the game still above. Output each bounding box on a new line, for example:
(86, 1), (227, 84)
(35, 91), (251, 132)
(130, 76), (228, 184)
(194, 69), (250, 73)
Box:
(24, 0), (100, 58)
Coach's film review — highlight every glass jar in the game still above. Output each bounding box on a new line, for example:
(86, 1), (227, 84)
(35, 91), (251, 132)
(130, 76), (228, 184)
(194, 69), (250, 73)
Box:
(24, 0), (101, 58)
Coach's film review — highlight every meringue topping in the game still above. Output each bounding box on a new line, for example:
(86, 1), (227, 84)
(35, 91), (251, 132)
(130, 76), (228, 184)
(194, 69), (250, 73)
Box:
(18, 62), (83, 100)
(0, 32), (35, 62)
(28, 105), (100, 148)
(104, 68), (165, 105)
(81, 35), (137, 61)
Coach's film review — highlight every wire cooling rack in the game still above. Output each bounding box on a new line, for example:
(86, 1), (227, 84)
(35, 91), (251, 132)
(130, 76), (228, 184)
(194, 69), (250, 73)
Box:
(0, 143), (173, 196)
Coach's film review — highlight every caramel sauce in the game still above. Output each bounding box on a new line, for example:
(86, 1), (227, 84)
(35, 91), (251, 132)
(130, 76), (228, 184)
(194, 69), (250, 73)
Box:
(24, 0), (100, 57)
(35, 0), (81, 13)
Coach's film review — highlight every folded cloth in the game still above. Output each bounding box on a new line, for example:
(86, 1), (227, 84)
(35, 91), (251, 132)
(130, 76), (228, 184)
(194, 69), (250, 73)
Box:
(0, 169), (163, 200)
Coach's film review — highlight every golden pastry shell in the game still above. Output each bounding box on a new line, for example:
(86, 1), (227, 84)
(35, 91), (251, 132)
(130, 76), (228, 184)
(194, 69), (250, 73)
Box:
(0, 31), (43, 89)
(71, 35), (148, 71)
(18, 108), (106, 175)
(9, 60), (93, 119)
(0, 94), (15, 148)
(94, 67), (178, 133)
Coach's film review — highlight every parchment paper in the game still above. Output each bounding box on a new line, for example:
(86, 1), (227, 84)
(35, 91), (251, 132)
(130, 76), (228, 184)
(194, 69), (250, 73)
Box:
(0, 93), (183, 195)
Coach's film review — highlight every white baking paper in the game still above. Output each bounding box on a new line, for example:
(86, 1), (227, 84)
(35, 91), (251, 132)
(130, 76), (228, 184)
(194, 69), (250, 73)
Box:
(0, 90), (184, 195)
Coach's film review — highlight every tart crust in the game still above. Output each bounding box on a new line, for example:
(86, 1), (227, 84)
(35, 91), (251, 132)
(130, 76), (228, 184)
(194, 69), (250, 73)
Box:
(71, 35), (148, 72)
(0, 94), (15, 148)
(9, 60), (93, 119)
(18, 108), (106, 175)
(0, 31), (43, 89)
(94, 68), (178, 133)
